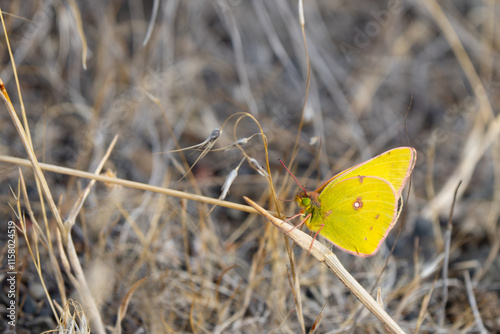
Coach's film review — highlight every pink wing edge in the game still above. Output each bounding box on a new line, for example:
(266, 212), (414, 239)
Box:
(394, 147), (417, 198)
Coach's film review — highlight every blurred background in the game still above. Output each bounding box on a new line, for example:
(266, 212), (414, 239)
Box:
(0, 0), (499, 332)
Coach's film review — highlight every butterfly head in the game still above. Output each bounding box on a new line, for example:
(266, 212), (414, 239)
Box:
(295, 189), (309, 208)
(295, 189), (319, 210)
(278, 159), (316, 209)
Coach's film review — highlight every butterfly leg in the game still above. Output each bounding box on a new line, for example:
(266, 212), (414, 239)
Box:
(308, 224), (325, 255)
(282, 212), (303, 224)
(284, 213), (310, 235)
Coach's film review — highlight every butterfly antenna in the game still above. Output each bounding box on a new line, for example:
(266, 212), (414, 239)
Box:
(279, 159), (307, 193)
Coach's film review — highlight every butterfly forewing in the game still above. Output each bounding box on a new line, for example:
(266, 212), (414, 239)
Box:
(317, 147), (416, 197)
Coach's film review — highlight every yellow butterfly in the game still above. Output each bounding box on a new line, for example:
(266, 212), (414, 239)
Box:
(290, 147), (416, 257)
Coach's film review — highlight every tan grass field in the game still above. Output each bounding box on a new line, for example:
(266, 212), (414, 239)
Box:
(0, 0), (499, 333)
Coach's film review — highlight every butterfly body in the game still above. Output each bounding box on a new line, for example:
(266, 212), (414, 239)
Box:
(295, 147), (416, 257)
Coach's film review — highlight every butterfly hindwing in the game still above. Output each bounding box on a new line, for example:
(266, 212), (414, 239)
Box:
(306, 176), (398, 256)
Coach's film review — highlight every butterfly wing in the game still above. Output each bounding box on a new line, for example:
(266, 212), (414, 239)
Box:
(317, 147), (416, 198)
(306, 176), (398, 256)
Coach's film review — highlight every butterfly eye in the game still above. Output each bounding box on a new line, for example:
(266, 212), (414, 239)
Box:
(301, 197), (311, 206)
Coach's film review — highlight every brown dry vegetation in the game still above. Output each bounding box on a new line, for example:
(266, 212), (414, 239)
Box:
(0, 0), (499, 333)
